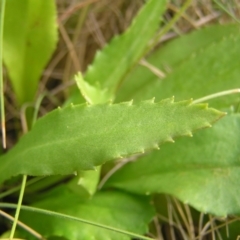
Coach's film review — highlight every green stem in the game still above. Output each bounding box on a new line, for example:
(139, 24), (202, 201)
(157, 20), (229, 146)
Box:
(9, 87), (45, 238)
(0, 0), (6, 148)
(9, 175), (27, 239)
(32, 92), (46, 129)
(193, 89), (240, 104)
(0, 210), (43, 239)
(0, 202), (154, 240)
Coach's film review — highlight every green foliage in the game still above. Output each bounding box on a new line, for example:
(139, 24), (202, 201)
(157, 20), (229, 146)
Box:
(0, 98), (223, 183)
(117, 24), (240, 109)
(106, 114), (240, 216)
(3, 0), (58, 104)
(1, 0), (240, 239)
(20, 187), (155, 240)
(71, 0), (167, 104)
(69, 167), (101, 197)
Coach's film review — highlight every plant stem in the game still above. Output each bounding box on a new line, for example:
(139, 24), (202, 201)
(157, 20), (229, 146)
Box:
(193, 89), (240, 104)
(32, 92), (46, 129)
(1, 203), (154, 240)
(0, 210), (44, 239)
(9, 175), (27, 239)
(0, 0), (6, 149)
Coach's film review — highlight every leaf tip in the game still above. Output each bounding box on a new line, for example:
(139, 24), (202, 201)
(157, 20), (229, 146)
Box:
(153, 143), (160, 150)
(128, 99), (133, 106)
(205, 122), (212, 128)
(165, 136), (175, 143)
(184, 131), (193, 137)
(140, 149), (145, 154)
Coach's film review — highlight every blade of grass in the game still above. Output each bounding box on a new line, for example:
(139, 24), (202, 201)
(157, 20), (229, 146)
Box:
(9, 175), (27, 240)
(0, 210), (44, 239)
(9, 92), (43, 239)
(0, 0), (6, 149)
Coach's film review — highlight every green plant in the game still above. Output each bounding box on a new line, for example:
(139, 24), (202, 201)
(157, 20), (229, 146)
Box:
(0, 0), (240, 239)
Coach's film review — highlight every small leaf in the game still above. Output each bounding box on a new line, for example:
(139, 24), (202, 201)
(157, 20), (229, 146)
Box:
(106, 114), (240, 216)
(0, 99), (224, 183)
(3, 0), (58, 104)
(73, 0), (167, 104)
(20, 187), (155, 240)
(68, 167), (101, 198)
(75, 72), (111, 105)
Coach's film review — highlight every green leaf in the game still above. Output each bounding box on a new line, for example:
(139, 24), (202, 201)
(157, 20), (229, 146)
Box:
(116, 24), (240, 108)
(75, 72), (111, 105)
(68, 167), (101, 198)
(3, 0), (58, 104)
(106, 114), (240, 216)
(0, 98), (223, 183)
(73, 0), (167, 104)
(19, 187), (155, 240)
